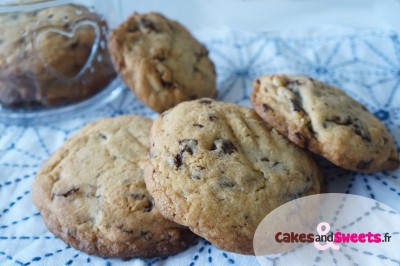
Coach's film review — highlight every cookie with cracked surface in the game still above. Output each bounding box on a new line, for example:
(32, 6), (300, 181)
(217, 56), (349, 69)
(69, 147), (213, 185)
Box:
(144, 98), (322, 255)
(251, 74), (399, 172)
(0, 4), (116, 107)
(108, 12), (216, 113)
(32, 115), (196, 258)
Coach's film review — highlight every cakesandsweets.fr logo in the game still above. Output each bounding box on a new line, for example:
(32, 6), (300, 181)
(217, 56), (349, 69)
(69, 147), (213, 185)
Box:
(275, 222), (393, 251)
(253, 194), (400, 265)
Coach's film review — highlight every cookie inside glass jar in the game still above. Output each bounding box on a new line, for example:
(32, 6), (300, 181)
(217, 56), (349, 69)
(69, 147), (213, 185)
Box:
(0, 2), (116, 108)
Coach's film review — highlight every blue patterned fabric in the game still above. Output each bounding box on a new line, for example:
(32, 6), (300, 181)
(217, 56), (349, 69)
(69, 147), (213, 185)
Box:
(0, 28), (399, 266)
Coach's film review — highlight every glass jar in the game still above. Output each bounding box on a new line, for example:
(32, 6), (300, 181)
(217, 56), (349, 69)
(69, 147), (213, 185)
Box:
(0, 0), (122, 124)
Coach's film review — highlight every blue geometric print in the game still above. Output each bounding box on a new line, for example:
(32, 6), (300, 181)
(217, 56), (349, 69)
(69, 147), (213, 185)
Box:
(1, 28), (399, 265)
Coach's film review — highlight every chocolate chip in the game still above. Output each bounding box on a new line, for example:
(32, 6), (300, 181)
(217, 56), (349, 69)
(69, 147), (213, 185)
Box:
(98, 133), (107, 140)
(174, 153), (183, 168)
(210, 139), (237, 154)
(160, 79), (173, 89)
(143, 201), (153, 212)
(69, 39), (80, 50)
(140, 18), (159, 32)
(192, 174), (201, 180)
(132, 193), (145, 200)
(354, 128), (371, 142)
(199, 99), (212, 105)
(294, 132), (308, 147)
(289, 80), (301, 86)
(16, 37), (25, 45)
(61, 188), (79, 197)
(353, 120), (371, 142)
(221, 141), (236, 154)
(255, 79), (260, 85)
(29, 10), (38, 16)
(383, 137), (388, 144)
(290, 99), (304, 112)
(219, 179), (236, 188)
(174, 139), (198, 169)
(209, 114), (217, 121)
(326, 116), (353, 126)
(195, 50), (208, 61)
(193, 123), (204, 128)
(196, 165), (205, 171)
(293, 193), (304, 200)
(356, 160), (372, 170)
(167, 231), (176, 240)
(263, 103), (273, 112)
(127, 24), (138, 32)
(307, 123), (318, 138)
(152, 52), (165, 61)
(149, 196), (155, 206)
(47, 14), (54, 19)
(260, 157), (269, 162)
(179, 139), (198, 155)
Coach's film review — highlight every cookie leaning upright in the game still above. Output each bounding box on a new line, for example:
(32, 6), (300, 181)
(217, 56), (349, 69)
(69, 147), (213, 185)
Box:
(145, 98), (322, 255)
(251, 74), (399, 172)
(108, 12), (217, 113)
(32, 116), (196, 258)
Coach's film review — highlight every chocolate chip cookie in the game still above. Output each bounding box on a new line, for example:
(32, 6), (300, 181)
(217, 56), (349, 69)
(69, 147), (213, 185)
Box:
(32, 116), (196, 258)
(108, 12), (216, 113)
(0, 4), (116, 107)
(144, 99), (322, 254)
(251, 74), (399, 172)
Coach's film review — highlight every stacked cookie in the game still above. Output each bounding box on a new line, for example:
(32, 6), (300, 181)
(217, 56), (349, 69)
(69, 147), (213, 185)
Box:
(32, 12), (399, 259)
(0, 4), (116, 107)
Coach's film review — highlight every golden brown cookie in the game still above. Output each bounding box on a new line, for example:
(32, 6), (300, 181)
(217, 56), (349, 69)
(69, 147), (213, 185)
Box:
(144, 98), (322, 255)
(32, 115), (196, 258)
(0, 4), (116, 107)
(251, 74), (399, 172)
(108, 12), (216, 113)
